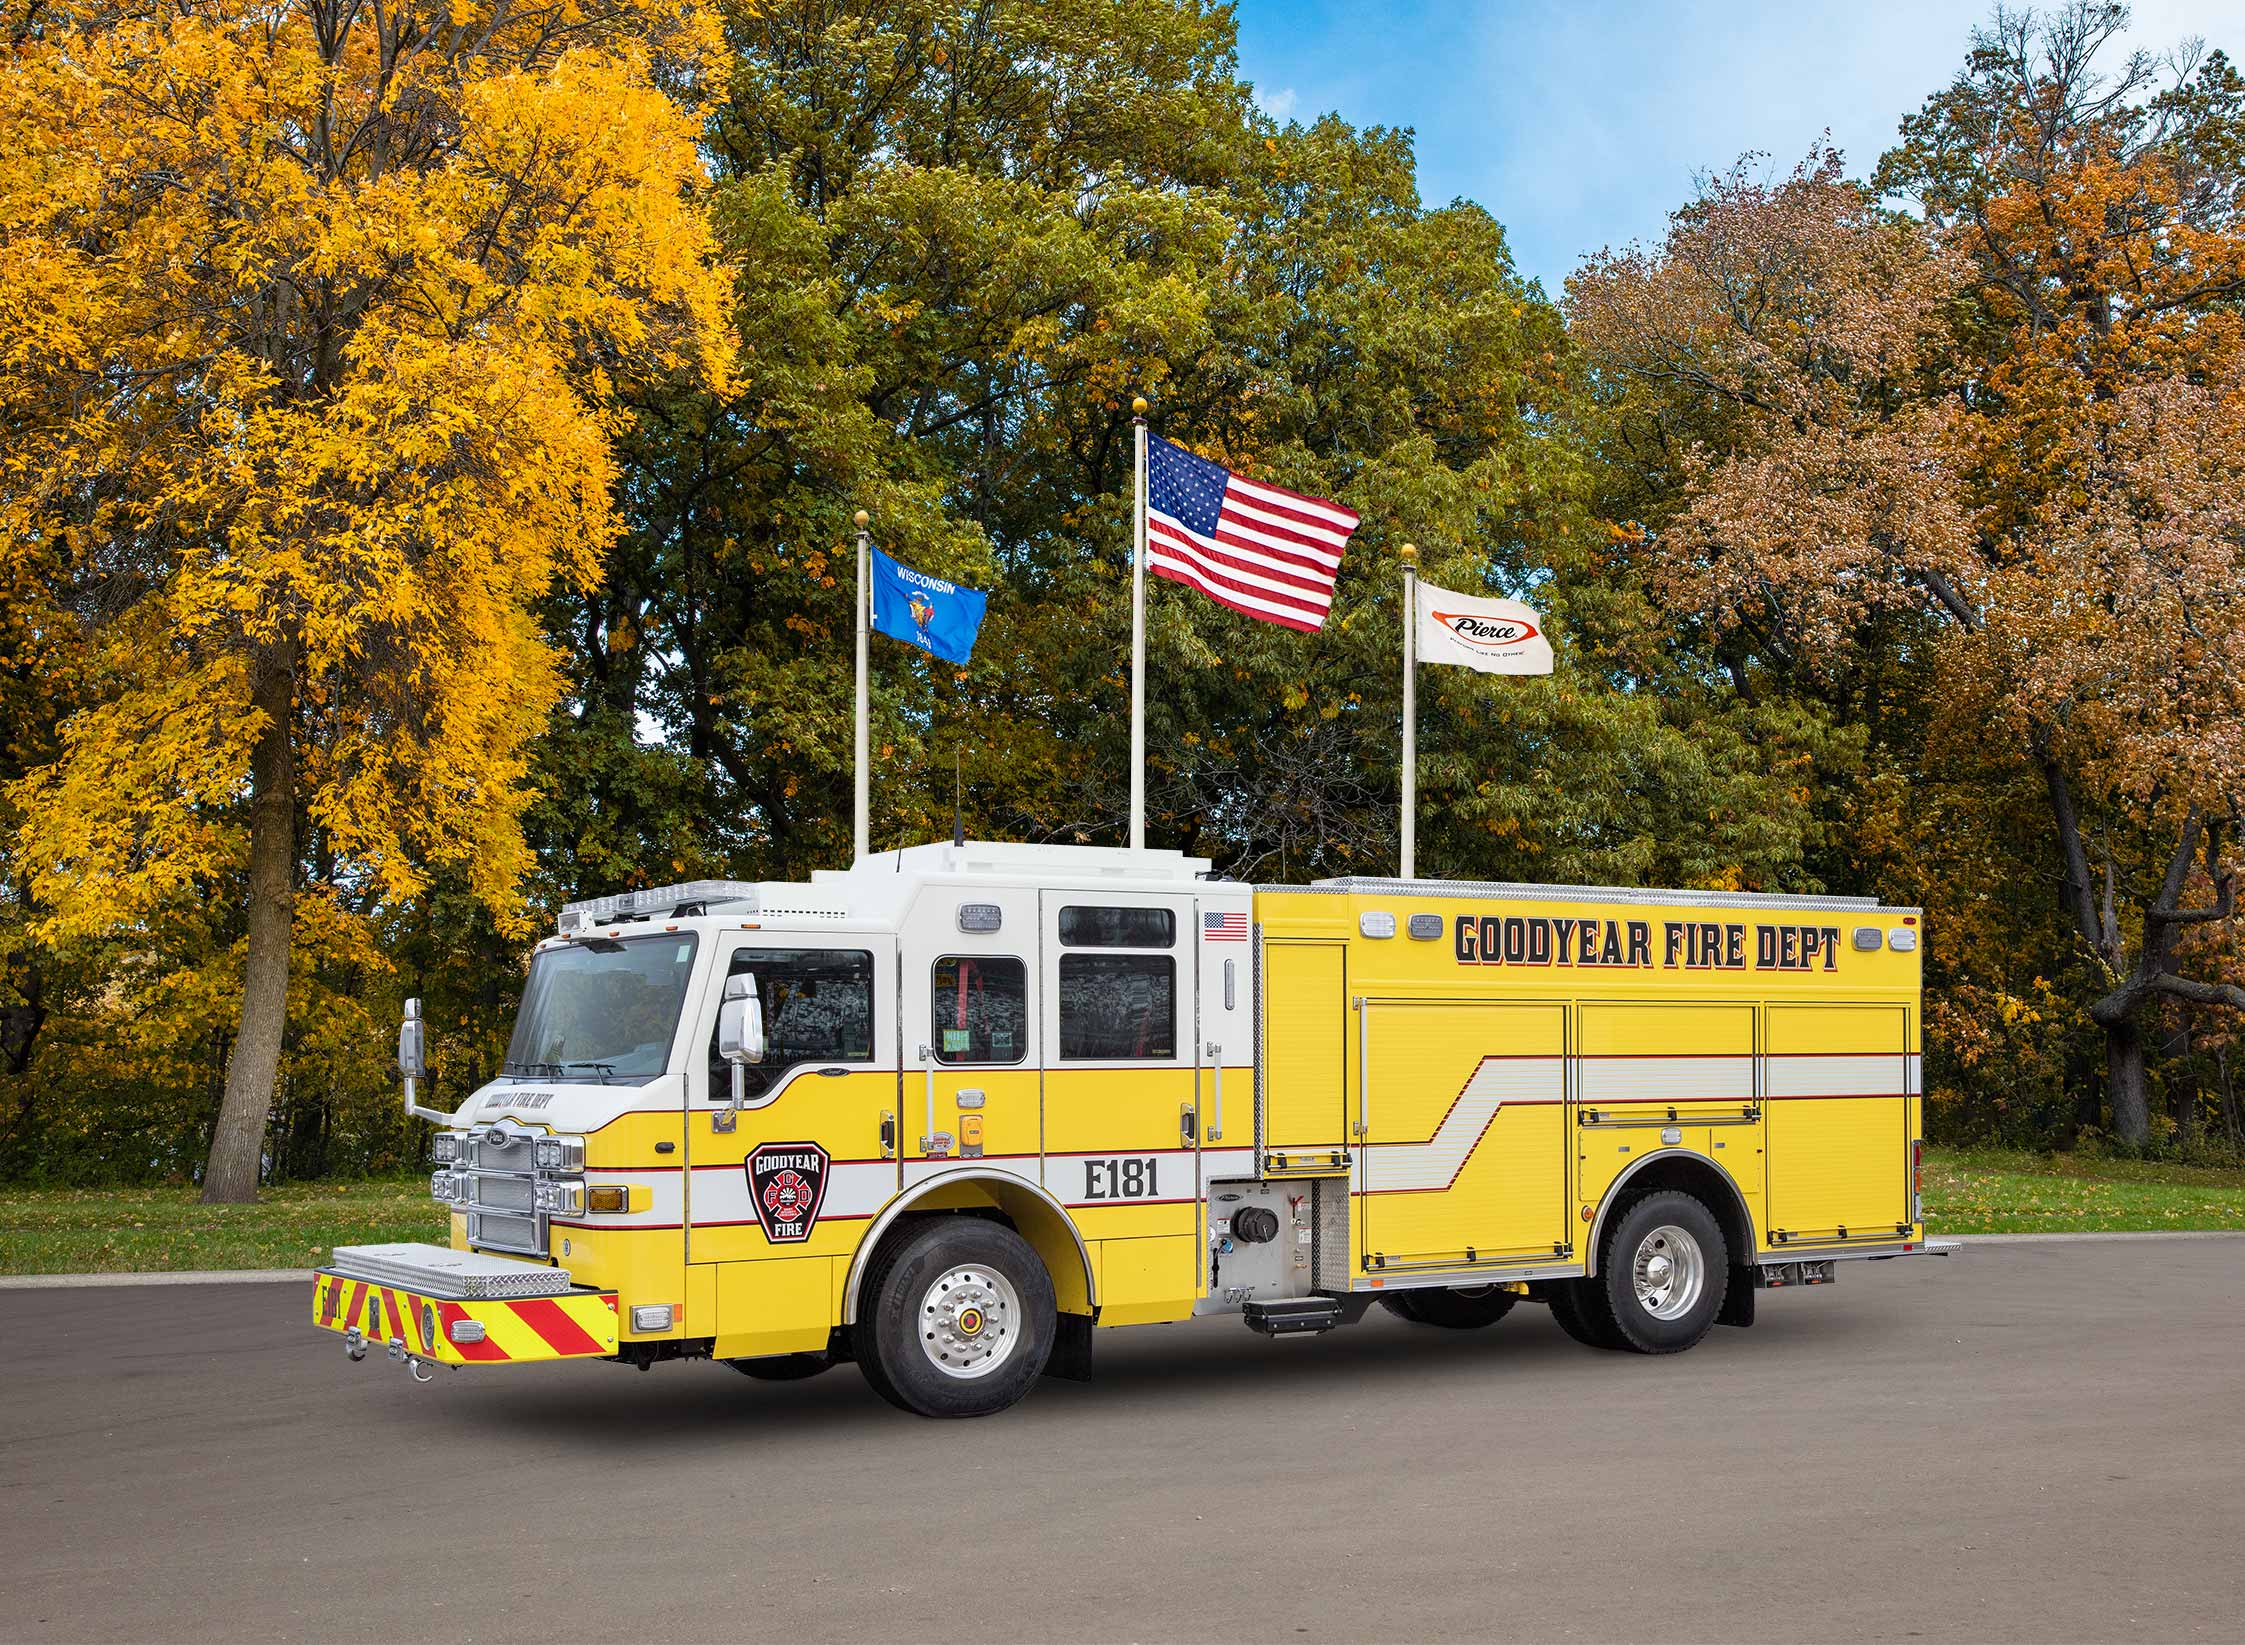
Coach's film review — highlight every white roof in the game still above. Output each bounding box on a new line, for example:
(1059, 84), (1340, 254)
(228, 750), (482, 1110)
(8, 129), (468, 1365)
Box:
(825, 838), (1212, 884)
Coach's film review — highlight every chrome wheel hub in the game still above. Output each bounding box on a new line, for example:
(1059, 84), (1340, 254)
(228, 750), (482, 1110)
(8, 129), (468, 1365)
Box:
(919, 1265), (1021, 1380)
(1630, 1224), (1705, 1320)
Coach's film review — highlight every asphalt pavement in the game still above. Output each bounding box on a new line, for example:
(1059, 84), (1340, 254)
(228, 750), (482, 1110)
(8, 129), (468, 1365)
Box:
(3, 1238), (2241, 1643)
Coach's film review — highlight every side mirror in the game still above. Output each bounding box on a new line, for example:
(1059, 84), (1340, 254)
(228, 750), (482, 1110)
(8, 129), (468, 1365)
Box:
(717, 974), (765, 1066)
(399, 997), (443, 1124)
(397, 997), (427, 1080)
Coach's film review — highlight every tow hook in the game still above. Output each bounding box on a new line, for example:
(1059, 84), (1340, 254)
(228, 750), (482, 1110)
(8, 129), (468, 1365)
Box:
(381, 1334), (439, 1382)
(343, 1326), (368, 1363)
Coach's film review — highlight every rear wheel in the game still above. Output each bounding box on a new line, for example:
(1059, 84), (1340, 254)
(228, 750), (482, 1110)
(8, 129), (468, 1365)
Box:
(1379, 1285), (1517, 1329)
(854, 1218), (1055, 1418)
(1593, 1190), (1728, 1354)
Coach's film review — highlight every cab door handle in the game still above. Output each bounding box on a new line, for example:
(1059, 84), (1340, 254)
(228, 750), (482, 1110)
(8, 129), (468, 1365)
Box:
(879, 1111), (896, 1160)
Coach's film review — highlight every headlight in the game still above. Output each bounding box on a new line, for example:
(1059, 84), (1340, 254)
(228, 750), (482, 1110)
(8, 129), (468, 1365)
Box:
(430, 1132), (461, 1165)
(534, 1135), (585, 1172)
(533, 1180), (583, 1215)
(430, 1170), (459, 1204)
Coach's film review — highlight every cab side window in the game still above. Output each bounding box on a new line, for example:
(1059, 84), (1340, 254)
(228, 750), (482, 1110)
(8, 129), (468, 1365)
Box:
(708, 948), (874, 1101)
(1058, 954), (1175, 1061)
(931, 956), (1027, 1064)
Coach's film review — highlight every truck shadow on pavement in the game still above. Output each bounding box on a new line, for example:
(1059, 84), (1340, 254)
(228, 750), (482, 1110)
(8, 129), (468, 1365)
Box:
(438, 1299), (1885, 1451)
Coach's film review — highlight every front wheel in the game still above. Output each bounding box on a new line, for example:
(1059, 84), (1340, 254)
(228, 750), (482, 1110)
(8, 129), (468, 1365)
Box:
(1380, 1285), (1517, 1329)
(855, 1218), (1056, 1418)
(1593, 1190), (1729, 1354)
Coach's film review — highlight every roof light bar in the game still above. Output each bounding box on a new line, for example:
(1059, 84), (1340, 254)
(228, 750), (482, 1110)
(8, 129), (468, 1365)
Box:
(558, 880), (762, 933)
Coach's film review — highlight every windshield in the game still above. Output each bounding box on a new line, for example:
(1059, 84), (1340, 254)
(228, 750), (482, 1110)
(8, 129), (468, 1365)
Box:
(503, 935), (699, 1082)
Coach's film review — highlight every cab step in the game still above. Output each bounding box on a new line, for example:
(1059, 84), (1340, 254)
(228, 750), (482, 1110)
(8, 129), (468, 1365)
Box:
(1242, 1296), (1345, 1337)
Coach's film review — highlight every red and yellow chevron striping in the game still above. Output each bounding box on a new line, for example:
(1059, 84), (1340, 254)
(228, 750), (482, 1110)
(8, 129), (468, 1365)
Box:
(312, 1272), (618, 1366)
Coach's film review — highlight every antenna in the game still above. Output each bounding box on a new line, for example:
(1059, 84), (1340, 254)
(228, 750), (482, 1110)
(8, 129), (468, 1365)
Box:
(953, 746), (966, 847)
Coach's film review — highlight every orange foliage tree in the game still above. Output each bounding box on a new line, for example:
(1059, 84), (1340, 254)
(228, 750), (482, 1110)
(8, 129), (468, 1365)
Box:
(1573, 4), (2245, 1143)
(0, 0), (732, 1198)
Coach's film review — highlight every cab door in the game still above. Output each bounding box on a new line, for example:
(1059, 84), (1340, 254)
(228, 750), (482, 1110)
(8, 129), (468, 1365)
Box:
(686, 935), (898, 1355)
(1038, 890), (1201, 1323)
(903, 886), (1043, 1190)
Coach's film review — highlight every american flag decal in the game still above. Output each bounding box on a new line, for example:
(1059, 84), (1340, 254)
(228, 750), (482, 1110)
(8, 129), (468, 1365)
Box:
(1204, 911), (1248, 942)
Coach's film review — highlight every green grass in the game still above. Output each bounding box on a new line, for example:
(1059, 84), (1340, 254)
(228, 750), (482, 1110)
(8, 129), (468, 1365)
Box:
(1, 1147), (2240, 1274)
(1922, 1146), (2245, 1234)
(0, 1179), (448, 1275)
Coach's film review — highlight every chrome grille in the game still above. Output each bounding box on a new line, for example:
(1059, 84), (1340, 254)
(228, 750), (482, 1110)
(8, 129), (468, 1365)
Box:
(468, 1174), (536, 1213)
(462, 1132), (536, 1172)
(468, 1211), (544, 1256)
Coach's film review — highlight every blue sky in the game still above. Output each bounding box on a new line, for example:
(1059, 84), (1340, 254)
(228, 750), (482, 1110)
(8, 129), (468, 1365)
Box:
(1233, 0), (2236, 294)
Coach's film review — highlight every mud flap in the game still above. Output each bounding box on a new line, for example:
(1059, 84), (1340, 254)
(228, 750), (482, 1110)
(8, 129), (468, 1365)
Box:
(1718, 1266), (1756, 1328)
(1044, 1311), (1095, 1382)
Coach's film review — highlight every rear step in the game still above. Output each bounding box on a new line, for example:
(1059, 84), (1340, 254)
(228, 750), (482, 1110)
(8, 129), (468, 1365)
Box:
(1243, 1296), (1345, 1337)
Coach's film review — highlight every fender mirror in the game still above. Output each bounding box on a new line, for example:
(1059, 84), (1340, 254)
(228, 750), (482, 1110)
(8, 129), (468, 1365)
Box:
(397, 997), (427, 1080)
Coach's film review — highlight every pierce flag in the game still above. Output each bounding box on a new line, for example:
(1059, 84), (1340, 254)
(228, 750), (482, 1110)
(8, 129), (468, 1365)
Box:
(1414, 580), (1553, 675)
(868, 546), (987, 667)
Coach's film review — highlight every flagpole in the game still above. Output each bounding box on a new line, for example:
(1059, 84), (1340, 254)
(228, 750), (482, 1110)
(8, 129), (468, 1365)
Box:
(853, 509), (870, 864)
(1130, 395), (1148, 850)
(1400, 541), (1417, 880)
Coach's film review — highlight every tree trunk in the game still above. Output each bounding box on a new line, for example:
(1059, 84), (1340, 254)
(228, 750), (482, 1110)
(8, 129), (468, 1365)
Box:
(2175, 1009), (2198, 1150)
(200, 654), (296, 1204)
(2218, 1046), (2240, 1150)
(2104, 1017), (2149, 1147)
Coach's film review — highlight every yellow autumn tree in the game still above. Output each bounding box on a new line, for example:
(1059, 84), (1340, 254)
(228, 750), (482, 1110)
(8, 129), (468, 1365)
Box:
(0, 0), (733, 1199)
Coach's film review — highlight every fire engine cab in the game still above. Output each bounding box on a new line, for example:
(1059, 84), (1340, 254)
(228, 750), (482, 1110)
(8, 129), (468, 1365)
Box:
(313, 840), (1950, 1417)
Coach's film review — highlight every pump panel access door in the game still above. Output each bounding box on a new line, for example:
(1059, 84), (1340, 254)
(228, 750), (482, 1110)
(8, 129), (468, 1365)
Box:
(1357, 1001), (1569, 1271)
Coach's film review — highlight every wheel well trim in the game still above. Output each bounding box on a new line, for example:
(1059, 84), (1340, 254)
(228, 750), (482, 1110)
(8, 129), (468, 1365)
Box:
(840, 1168), (1095, 1325)
(1584, 1148), (1759, 1278)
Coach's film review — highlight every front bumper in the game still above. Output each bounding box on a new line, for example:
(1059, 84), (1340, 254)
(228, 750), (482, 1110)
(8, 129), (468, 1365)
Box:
(314, 1243), (618, 1367)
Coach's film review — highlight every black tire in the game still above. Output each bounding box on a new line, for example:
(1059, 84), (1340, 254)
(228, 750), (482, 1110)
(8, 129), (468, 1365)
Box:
(1544, 1276), (1626, 1350)
(1379, 1285), (1518, 1329)
(1592, 1190), (1729, 1354)
(726, 1353), (833, 1381)
(853, 1218), (1056, 1418)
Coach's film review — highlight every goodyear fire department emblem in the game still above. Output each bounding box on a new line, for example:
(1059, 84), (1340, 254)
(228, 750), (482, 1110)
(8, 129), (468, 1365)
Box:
(747, 1142), (830, 1243)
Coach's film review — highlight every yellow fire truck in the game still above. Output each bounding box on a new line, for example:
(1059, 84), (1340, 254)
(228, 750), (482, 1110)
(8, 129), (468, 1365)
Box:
(314, 840), (1949, 1417)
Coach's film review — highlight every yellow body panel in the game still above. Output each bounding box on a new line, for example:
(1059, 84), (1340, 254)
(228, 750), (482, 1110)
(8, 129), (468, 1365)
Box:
(1575, 1001), (1763, 1247)
(1260, 941), (1349, 1168)
(714, 1257), (837, 1359)
(1359, 1001), (1570, 1269)
(1095, 1235), (1200, 1326)
(1765, 1004), (1914, 1242)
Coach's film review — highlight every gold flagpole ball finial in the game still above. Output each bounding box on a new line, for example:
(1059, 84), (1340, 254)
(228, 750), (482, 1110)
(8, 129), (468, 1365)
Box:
(1132, 396), (1148, 416)
(1400, 541), (1417, 563)
(853, 509), (869, 528)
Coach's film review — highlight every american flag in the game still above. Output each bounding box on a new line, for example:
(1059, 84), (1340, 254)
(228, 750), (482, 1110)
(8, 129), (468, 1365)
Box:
(1203, 911), (1248, 942)
(1146, 434), (1359, 632)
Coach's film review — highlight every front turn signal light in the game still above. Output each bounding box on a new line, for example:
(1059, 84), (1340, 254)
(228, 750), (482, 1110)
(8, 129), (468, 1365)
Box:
(586, 1185), (631, 1214)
